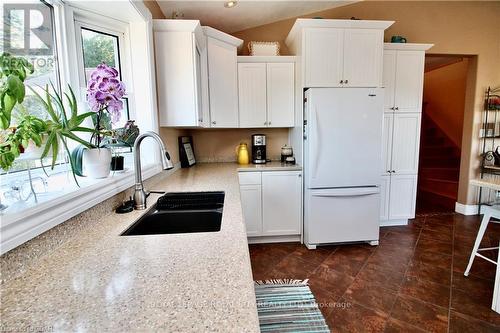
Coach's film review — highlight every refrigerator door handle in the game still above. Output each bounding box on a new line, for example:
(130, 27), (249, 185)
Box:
(310, 187), (380, 197)
(311, 105), (320, 179)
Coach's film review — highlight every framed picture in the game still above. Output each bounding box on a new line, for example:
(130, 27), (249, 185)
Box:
(178, 136), (196, 168)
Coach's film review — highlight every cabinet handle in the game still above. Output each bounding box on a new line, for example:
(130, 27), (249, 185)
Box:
(395, 107), (399, 111)
(212, 121), (217, 125)
(390, 107), (395, 110)
(345, 79), (348, 84)
(391, 170), (396, 173)
(340, 80), (344, 84)
(387, 170), (392, 173)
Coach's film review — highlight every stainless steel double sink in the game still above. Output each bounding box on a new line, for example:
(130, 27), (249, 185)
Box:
(121, 191), (224, 236)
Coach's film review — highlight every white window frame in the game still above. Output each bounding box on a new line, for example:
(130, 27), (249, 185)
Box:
(0, 1), (168, 255)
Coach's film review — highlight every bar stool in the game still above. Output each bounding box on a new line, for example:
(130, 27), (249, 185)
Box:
(464, 205), (500, 276)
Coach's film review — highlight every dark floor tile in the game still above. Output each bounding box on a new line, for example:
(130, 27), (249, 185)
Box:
(309, 284), (340, 318)
(399, 276), (450, 308)
(384, 317), (427, 333)
(250, 253), (283, 280)
(453, 254), (496, 280)
(321, 245), (373, 277)
(344, 277), (398, 315)
(356, 262), (406, 291)
(414, 236), (453, 256)
(268, 255), (318, 280)
(452, 271), (494, 298)
(425, 215), (455, 227)
(420, 228), (453, 243)
(413, 250), (453, 271)
(290, 246), (334, 265)
(367, 250), (412, 273)
(390, 296), (448, 333)
(309, 264), (355, 297)
(451, 288), (500, 326)
(327, 299), (388, 333)
(249, 242), (300, 258)
(406, 260), (452, 286)
(382, 231), (419, 247)
(449, 310), (500, 333)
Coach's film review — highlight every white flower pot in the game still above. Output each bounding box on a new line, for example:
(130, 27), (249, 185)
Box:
(83, 148), (112, 179)
(21, 135), (53, 160)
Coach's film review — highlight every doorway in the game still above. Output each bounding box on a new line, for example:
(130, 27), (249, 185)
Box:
(416, 55), (469, 215)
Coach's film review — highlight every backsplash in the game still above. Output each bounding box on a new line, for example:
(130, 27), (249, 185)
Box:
(188, 128), (290, 163)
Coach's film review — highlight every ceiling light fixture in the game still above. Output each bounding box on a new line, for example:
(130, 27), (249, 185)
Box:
(224, 1), (237, 8)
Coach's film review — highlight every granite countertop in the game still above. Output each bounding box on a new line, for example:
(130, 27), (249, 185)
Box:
(0, 163), (260, 332)
(237, 161), (302, 172)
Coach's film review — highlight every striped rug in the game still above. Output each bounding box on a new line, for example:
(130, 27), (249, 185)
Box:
(254, 279), (330, 332)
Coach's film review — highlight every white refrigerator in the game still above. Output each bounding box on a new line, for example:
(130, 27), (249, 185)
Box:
(304, 88), (383, 248)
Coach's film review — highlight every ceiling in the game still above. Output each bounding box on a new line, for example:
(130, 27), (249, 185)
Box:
(155, 1), (357, 33)
(425, 56), (464, 73)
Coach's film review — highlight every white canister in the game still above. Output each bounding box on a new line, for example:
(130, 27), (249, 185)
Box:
(83, 148), (112, 178)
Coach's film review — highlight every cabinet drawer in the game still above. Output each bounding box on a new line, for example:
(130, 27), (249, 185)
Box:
(238, 172), (261, 185)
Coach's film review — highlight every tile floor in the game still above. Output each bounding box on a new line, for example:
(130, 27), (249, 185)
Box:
(249, 213), (500, 332)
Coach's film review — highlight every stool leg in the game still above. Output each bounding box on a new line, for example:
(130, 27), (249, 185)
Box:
(464, 213), (491, 276)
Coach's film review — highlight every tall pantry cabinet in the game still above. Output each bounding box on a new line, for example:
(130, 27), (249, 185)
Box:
(380, 43), (433, 225)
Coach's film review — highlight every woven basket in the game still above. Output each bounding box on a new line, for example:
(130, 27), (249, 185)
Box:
(248, 41), (280, 56)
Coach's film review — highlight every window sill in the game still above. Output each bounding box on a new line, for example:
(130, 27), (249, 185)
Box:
(0, 164), (166, 255)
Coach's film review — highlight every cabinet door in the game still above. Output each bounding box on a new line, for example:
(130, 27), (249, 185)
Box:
(383, 50), (397, 112)
(388, 174), (417, 219)
(382, 113), (394, 175)
(391, 113), (421, 175)
(304, 28), (343, 87)
(266, 63), (294, 127)
(394, 51), (425, 113)
(238, 63), (267, 128)
(343, 29), (383, 87)
(239, 184), (262, 237)
(262, 172), (302, 236)
(155, 31), (198, 126)
(380, 175), (391, 221)
(207, 37), (239, 127)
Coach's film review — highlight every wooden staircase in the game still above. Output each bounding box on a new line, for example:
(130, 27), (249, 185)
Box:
(417, 113), (461, 212)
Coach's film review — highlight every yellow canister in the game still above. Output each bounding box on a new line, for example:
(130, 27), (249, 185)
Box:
(236, 143), (250, 165)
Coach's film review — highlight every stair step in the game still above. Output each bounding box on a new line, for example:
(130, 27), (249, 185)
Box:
(421, 146), (460, 157)
(419, 167), (460, 181)
(418, 186), (457, 200)
(421, 156), (461, 168)
(417, 189), (456, 211)
(418, 178), (459, 197)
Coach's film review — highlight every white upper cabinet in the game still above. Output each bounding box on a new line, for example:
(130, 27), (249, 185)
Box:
(383, 44), (433, 113)
(154, 20), (206, 127)
(204, 27), (242, 127)
(304, 28), (344, 87)
(343, 29), (383, 87)
(382, 50), (397, 112)
(238, 63), (267, 128)
(394, 51), (425, 113)
(237, 57), (295, 128)
(287, 19), (393, 88)
(267, 63), (295, 127)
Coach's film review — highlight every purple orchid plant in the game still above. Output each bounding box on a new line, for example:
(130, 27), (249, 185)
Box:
(86, 63), (126, 146)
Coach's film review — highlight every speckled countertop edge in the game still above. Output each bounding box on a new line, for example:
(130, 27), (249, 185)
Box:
(0, 163), (260, 332)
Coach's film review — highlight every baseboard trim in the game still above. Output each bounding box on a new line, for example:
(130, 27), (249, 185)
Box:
(455, 202), (479, 215)
(380, 219), (408, 227)
(248, 235), (301, 244)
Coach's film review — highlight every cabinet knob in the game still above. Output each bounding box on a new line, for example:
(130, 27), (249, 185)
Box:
(390, 107), (395, 110)
(264, 121), (267, 125)
(387, 170), (392, 173)
(268, 121), (271, 125)
(340, 80), (344, 84)
(212, 121), (217, 125)
(345, 79), (348, 84)
(391, 170), (396, 173)
(298, 174), (302, 178)
(395, 107), (399, 111)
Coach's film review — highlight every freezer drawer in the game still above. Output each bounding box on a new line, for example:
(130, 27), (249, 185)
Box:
(305, 187), (380, 245)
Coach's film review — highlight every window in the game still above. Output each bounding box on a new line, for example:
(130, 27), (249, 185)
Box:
(1, 0), (62, 175)
(76, 22), (130, 129)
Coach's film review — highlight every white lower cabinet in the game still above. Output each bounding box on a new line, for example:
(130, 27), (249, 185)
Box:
(380, 174), (417, 223)
(239, 170), (302, 239)
(239, 185), (262, 237)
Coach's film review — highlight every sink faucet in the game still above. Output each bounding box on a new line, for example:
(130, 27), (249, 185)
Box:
(133, 131), (174, 210)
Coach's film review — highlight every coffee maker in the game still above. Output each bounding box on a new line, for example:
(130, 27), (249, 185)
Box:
(251, 134), (266, 164)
